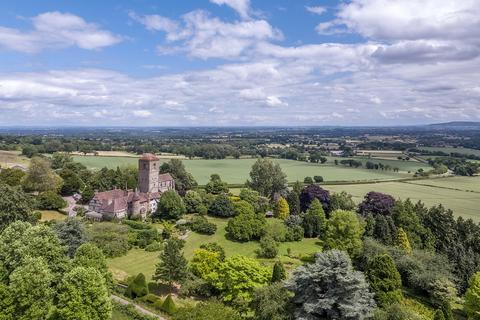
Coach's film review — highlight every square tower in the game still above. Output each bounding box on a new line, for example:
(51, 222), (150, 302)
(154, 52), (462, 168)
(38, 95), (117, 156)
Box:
(138, 153), (160, 193)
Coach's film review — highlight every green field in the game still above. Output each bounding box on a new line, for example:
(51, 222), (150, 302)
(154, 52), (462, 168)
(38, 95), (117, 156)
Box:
(419, 146), (480, 157)
(325, 176), (480, 221)
(108, 217), (321, 281)
(39, 210), (67, 222)
(73, 155), (430, 185)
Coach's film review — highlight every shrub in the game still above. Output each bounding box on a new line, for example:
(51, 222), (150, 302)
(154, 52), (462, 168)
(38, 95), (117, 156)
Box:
(87, 222), (130, 257)
(156, 190), (186, 220)
(161, 294), (177, 314)
(256, 235), (278, 258)
(271, 261), (286, 282)
(125, 273), (149, 299)
(273, 197), (289, 220)
(189, 216), (217, 235)
(208, 193), (236, 217)
(366, 254), (403, 306)
(145, 241), (163, 252)
(184, 190), (203, 214)
(285, 225), (304, 241)
(36, 190), (67, 210)
(299, 184), (330, 214)
(313, 175), (324, 183)
(226, 212), (266, 242)
(303, 176), (314, 184)
(173, 300), (241, 320)
(264, 219), (287, 242)
(233, 200), (255, 216)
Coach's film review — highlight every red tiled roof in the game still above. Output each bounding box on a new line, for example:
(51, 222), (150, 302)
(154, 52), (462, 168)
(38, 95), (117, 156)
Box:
(140, 153), (159, 161)
(159, 173), (174, 182)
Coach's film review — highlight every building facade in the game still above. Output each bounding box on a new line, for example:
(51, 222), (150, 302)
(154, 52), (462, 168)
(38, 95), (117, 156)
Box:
(87, 153), (175, 220)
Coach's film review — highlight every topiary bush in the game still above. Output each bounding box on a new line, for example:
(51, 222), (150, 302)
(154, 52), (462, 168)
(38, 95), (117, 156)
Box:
(161, 294), (177, 314)
(189, 216), (217, 235)
(125, 273), (149, 299)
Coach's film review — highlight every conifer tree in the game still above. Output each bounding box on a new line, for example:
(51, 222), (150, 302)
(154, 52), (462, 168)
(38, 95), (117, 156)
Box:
(464, 272), (480, 319)
(441, 301), (454, 320)
(274, 197), (290, 220)
(433, 309), (446, 320)
(395, 227), (412, 255)
(271, 260), (286, 283)
(153, 238), (188, 290)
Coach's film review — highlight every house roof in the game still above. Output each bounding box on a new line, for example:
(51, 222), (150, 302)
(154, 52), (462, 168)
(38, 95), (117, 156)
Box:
(159, 173), (174, 182)
(140, 153), (159, 161)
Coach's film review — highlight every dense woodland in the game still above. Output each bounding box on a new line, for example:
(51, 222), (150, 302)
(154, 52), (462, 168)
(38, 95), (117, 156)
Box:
(1, 144), (480, 319)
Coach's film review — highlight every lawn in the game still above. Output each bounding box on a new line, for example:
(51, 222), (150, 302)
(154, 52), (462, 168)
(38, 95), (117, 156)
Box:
(39, 210), (67, 222)
(325, 176), (480, 221)
(108, 217), (321, 282)
(74, 155), (430, 185)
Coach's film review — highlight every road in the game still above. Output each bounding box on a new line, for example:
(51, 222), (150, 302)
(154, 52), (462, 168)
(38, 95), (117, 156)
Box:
(111, 294), (166, 319)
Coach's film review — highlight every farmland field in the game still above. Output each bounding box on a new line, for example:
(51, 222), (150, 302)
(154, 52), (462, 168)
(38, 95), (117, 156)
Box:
(0, 150), (29, 168)
(73, 155), (430, 185)
(108, 217), (321, 281)
(325, 176), (480, 221)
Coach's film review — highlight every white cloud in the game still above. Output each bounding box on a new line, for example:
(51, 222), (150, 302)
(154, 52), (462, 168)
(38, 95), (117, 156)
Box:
(210, 0), (251, 19)
(0, 11), (121, 53)
(266, 96), (287, 107)
(305, 6), (326, 15)
(135, 9), (282, 59)
(132, 110), (153, 117)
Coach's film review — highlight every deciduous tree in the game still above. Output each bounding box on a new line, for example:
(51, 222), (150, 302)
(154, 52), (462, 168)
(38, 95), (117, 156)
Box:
(324, 210), (365, 257)
(246, 158), (287, 198)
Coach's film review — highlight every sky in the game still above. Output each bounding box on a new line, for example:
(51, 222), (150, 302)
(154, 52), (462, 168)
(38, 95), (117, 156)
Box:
(0, 0), (479, 127)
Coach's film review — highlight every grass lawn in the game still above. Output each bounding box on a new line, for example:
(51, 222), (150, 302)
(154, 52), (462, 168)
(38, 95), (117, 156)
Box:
(108, 217), (321, 282)
(74, 155), (430, 185)
(325, 176), (480, 221)
(39, 210), (67, 222)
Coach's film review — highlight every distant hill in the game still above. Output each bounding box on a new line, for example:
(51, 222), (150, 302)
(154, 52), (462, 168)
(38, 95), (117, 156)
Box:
(429, 121), (480, 127)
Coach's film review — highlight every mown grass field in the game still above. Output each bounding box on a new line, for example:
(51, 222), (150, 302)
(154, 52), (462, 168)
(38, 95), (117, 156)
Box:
(39, 210), (67, 222)
(108, 217), (321, 281)
(325, 176), (480, 221)
(73, 155), (430, 185)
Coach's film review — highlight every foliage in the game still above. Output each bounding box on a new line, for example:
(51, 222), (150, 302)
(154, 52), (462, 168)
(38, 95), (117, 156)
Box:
(173, 300), (241, 320)
(8, 256), (54, 320)
(226, 211), (266, 242)
(299, 184), (330, 214)
(0, 184), (36, 232)
(153, 238), (188, 287)
(441, 301), (454, 320)
(274, 196), (289, 220)
(22, 156), (63, 193)
(303, 176), (314, 184)
(160, 159), (197, 194)
(464, 272), (480, 319)
(213, 255), (271, 304)
(366, 254), (403, 306)
(199, 242), (226, 261)
(161, 294), (177, 314)
(358, 191), (395, 217)
(330, 191), (356, 211)
(36, 190), (67, 210)
(156, 190), (186, 220)
(256, 235), (278, 258)
(87, 222), (130, 257)
(433, 309), (445, 320)
(264, 219), (288, 242)
(395, 227), (412, 255)
(53, 218), (87, 257)
(233, 199), (255, 216)
(286, 250), (376, 320)
(126, 273), (149, 298)
(58, 168), (83, 195)
(365, 214), (397, 245)
(324, 210), (365, 257)
(56, 266), (112, 320)
(251, 283), (292, 320)
(205, 174), (229, 194)
(208, 193), (236, 217)
(246, 158), (287, 198)
(73, 242), (112, 287)
(271, 260), (286, 283)
(286, 191), (300, 216)
(190, 248), (222, 281)
(189, 215), (217, 235)
(239, 188), (268, 213)
(145, 241), (163, 252)
(184, 190), (203, 214)
(0, 168), (25, 187)
(302, 198), (326, 238)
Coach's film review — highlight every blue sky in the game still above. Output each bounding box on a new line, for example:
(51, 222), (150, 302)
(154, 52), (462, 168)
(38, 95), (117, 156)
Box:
(0, 0), (479, 126)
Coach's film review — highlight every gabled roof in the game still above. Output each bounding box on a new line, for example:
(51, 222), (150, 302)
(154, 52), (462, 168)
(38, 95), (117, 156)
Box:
(159, 173), (174, 182)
